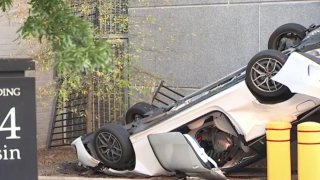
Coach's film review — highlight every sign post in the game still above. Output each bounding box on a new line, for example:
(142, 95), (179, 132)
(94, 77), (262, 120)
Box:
(0, 59), (37, 180)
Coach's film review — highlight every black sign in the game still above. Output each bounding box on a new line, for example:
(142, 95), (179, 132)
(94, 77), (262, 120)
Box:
(0, 78), (37, 180)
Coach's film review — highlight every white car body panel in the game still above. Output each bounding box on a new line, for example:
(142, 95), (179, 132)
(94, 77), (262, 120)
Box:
(272, 52), (320, 99)
(71, 137), (100, 167)
(147, 132), (226, 179)
(130, 138), (169, 176)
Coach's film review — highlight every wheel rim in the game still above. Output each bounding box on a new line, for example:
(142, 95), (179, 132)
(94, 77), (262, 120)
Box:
(96, 132), (122, 163)
(250, 57), (283, 93)
(276, 32), (302, 51)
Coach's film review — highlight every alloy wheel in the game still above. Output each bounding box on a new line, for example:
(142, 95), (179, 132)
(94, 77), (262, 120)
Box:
(250, 58), (283, 93)
(96, 132), (122, 163)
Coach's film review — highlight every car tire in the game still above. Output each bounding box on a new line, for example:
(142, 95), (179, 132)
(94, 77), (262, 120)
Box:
(246, 49), (292, 102)
(268, 23), (306, 51)
(93, 123), (135, 170)
(125, 102), (155, 124)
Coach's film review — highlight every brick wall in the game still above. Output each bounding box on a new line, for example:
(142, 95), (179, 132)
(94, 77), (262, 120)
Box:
(0, 18), (22, 57)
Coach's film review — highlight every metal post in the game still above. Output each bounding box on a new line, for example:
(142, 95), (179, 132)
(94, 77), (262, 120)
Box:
(298, 122), (320, 180)
(86, 90), (94, 133)
(266, 121), (292, 180)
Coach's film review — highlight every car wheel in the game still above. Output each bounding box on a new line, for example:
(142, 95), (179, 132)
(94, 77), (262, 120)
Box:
(125, 102), (155, 124)
(268, 23), (306, 51)
(93, 123), (135, 170)
(246, 49), (292, 101)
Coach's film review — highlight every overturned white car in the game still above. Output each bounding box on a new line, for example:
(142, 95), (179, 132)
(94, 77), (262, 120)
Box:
(72, 24), (320, 179)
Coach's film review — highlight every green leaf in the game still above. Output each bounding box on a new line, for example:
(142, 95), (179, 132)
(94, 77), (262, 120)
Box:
(0, 0), (12, 12)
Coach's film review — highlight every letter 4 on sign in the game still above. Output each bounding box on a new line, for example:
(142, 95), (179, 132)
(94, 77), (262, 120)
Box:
(0, 77), (37, 179)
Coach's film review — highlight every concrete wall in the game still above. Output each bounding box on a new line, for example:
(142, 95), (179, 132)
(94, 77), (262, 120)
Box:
(129, 0), (320, 96)
(0, 9), (54, 148)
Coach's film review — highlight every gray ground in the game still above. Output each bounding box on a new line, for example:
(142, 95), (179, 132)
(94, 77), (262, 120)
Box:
(38, 147), (271, 179)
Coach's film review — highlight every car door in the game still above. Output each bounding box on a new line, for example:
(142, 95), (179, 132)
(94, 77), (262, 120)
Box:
(148, 132), (226, 179)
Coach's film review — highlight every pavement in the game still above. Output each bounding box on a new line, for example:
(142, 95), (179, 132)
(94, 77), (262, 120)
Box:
(39, 177), (109, 180)
(38, 170), (299, 180)
(37, 167), (267, 180)
(38, 176), (266, 180)
(39, 176), (175, 180)
(39, 175), (298, 180)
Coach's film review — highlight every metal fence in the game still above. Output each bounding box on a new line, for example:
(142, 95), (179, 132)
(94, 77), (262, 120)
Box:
(71, 0), (128, 34)
(48, 94), (88, 147)
(91, 91), (126, 130)
(89, 38), (129, 131)
(48, 39), (128, 148)
(48, 0), (129, 147)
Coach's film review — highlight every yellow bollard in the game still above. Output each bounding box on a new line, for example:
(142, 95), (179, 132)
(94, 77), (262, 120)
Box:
(266, 121), (292, 180)
(298, 122), (320, 180)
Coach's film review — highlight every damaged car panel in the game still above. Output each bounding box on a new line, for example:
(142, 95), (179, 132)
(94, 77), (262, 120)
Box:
(148, 132), (226, 179)
(272, 52), (320, 99)
(71, 23), (320, 179)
